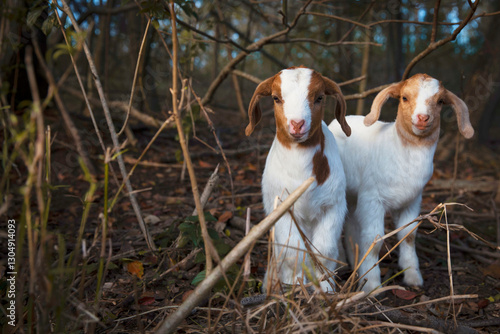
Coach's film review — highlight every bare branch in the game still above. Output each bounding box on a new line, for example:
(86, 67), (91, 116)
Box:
(200, 0), (314, 106)
(402, 0), (480, 79)
(306, 11), (371, 30)
(232, 69), (262, 85)
(430, 0), (441, 43)
(118, 19), (151, 136)
(63, 87), (163, 129)
(344, 83), (392, 101)
(266, 38), (382, 47)
(339, 75), (367, 87)
(169, 1), (214, 275)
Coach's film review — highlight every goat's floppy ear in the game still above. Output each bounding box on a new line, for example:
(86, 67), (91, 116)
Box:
(245, 75), (275, 136)
(444, 90), (474, 139)
(365, 82), (402, 126)
(323, 76), (351, 137)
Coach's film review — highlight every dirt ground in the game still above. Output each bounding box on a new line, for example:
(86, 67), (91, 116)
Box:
(20, 105), (500, 333)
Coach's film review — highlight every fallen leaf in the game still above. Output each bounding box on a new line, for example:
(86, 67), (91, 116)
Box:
(477, 299), (490, 309)
(392, 289), (418, 300)
(246, 162), (257, 171)
(138, 296), (155, 305)
(481, 261), (500, 279)
(144, 214), (161, 225)
(127, 261), (144, 279)
(198, 160), (213, 168)
(218, 211), (233, 224)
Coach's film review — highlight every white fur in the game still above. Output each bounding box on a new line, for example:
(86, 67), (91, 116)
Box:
(281, 68), (313, 133)
(262, 69), (347, 293)
(413, 79), (440, 119)
(329, 115), (435, 293)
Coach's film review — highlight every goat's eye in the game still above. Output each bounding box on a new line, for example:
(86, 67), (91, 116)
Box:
(402, 96), (408, 102)
(272, 96), (281, 103)
(438, 99), (444, 105)
(315, 96), (324, 103)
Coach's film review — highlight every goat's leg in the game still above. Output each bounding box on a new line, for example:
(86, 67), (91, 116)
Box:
(392, 195), (424, 287)
(264, 213), (307, 292)
(311, 206), (346, 292)
(345, 194), (385, 293)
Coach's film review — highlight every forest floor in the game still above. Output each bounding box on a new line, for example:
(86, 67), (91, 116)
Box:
(8, 106), (500, 333)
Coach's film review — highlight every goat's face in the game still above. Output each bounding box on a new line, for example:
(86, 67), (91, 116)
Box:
(245, 67), (351, 146)
(366, 73), (474, 144)
(398, 74), (444, 137)
(274, 68), (326, 144)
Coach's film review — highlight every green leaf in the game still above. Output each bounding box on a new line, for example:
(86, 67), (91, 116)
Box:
(194, 251), (205, 263)
(191, 270), (205, 286)
(27, 6), (45, 27)
(41, 14), (58, 35)
(213, 239), (231, 257)
(184, 212), (217, 223)
(152, 19), (160, 30)
(208, 228), (219, 240)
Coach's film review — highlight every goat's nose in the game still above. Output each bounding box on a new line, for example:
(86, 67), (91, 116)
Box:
(417, 114), (430, 123)
(290, 119), (305, 132)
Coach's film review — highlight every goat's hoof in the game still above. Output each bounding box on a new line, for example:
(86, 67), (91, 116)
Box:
(402, 269), (424, 287)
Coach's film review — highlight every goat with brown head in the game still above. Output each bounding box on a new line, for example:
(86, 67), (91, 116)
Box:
(246, 67), (350, 293)
(328, 73), (474, 293)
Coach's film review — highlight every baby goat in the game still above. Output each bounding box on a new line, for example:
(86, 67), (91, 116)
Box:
(245, 67), (351, 292)
(329, 73), (474, 293)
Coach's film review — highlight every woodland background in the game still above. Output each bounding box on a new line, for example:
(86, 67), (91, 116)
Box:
(1, 0), (500, 333)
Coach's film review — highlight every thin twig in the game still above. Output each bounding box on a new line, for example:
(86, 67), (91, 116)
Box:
(306, 11), (371, 30)
(200, 0), (313, 106)
(430, 0), (441, 43)
(169, 1), (214, 276)
(24, 45), (45, 293)
(118, 19), (151, 136)
(57, 0), (156, 251)
(31, 37), (96, 176)
(402, 0), (480, 79)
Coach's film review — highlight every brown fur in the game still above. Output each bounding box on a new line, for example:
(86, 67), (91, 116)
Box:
(404, 233), (415, 247)
(312, 131), (330, 185)
(366, 73), (474, 147)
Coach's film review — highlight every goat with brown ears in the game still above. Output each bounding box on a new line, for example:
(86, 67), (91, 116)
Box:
(246, 66), (351, 292)
(329, 73), (474, 293)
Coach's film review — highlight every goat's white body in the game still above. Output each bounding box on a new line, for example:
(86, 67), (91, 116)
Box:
(263, 122), (347, 292)
(329, 115), (436, 292)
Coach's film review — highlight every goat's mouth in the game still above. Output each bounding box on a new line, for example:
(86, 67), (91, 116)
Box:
(289, 132), (308, 141)
(412, 123), (431, 132)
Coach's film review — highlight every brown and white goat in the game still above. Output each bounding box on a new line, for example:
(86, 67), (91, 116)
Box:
(246, 67), (351, 292)
(329, 73), (474, 293)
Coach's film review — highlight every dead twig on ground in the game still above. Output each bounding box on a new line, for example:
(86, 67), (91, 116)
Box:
(155, 177), (315, 334)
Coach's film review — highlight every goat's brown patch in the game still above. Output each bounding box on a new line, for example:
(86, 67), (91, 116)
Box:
(312, 134), (330, 185)
(404, 233), (415, 247)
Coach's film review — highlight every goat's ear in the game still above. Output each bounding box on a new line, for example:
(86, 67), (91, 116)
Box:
(444, 90), (474, 139)
(323, 76), (351, 137)
(365, 82), (401, 126)
(245, 76), (275, 136)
